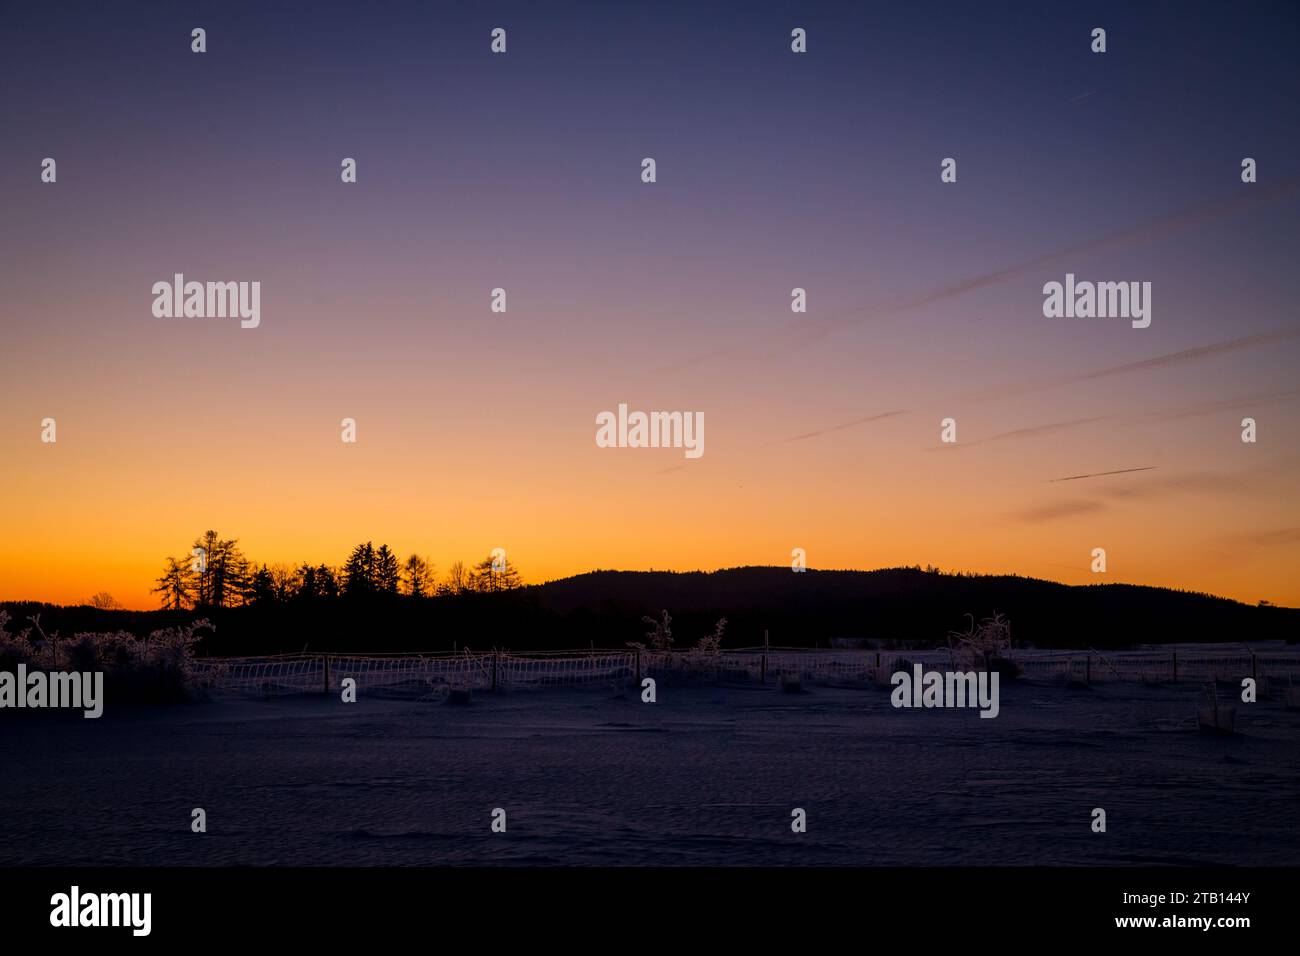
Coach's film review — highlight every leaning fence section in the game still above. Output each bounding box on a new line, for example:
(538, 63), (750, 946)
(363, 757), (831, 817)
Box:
(191, 647), (1300, 699)
(190, 655), (324, 697)
(192, 651), (641, 699)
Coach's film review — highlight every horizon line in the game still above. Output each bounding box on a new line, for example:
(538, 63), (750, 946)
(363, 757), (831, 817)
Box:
(2, 563), (1293, 613)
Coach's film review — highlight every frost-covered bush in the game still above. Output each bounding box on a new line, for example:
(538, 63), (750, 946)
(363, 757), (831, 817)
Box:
(947, 611), (1020, 677)
(630, 612), (730, 681)
(694, 617), (727, 656)
(0, 611), (212, 704)
(641, 609), (673, 651)
(0, 611), (40, 671)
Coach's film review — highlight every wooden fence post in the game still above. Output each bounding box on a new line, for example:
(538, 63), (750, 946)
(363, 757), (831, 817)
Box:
(492, 650), (498, 692)
(322, 655), (330, 695)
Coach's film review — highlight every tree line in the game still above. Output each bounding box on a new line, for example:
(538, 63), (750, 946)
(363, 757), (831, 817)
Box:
(153, 530), (523, 610)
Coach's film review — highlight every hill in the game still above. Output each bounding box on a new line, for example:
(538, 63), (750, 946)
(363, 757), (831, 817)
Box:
(2, 566), (1294, 656)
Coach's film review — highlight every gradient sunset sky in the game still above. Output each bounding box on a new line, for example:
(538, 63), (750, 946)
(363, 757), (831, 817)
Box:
(2, 0), (1298, 610)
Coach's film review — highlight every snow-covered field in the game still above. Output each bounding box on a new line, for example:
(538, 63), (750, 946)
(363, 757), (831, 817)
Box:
(2, 677), (1297, 866)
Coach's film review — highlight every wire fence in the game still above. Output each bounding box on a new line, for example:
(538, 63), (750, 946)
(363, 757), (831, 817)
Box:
(189, 646), (1300, 699)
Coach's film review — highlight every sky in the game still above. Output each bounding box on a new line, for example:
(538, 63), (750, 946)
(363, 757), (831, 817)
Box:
(1, 0), (1298, 610)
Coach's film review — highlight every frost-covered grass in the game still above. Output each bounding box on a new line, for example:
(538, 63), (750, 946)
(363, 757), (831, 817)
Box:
(0, 610), (211, 704)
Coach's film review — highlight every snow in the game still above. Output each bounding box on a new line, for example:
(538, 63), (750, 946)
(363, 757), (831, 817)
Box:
(1, 678), (1296, 865)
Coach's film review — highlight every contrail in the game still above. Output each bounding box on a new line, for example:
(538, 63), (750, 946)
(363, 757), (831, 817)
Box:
(964, 327), (1300, 402)
(1139, 386), (1300, 422)
(657, 178), (1300, 373)
(945, 415), (1110, 450)
(782, 409), (906, 443)
(1071, 330), (1300, 383)
(1048, 466), (1156, 483)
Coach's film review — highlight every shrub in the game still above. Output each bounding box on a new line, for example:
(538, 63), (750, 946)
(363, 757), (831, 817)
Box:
(0, 611), (212, 705)
(694, 617), (727, 655)
(641, 609), (673, 651)
(947, 611), (1017, 676)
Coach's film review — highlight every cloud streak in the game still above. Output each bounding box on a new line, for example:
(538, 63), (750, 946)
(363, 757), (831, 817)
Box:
(1011, 499), (1108, 524)
(661, 178), (1300, 374)
(781, 409), (907, 444)
(944, 415), (1110, 450)
(1072, 330), (1300, 384)
(1139, 386), (1300, 422)
(964, 328), (1300, 403)
(1010, 465), (1271, 524)
(1048, 466), (1156, 483)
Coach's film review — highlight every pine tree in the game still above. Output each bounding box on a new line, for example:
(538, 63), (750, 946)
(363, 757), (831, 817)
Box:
(317, 564), (340, 599)
(343, 542), (377, 596)
(222, 551), (252, 606)
(375, 544), (401, 594)
(248, 565), (277, 604)
(296, 563), (319, 600)
(190, 530), (248, 608)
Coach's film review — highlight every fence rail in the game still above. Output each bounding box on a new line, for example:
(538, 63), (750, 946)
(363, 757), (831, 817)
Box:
(189, 647), (1300, 699)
